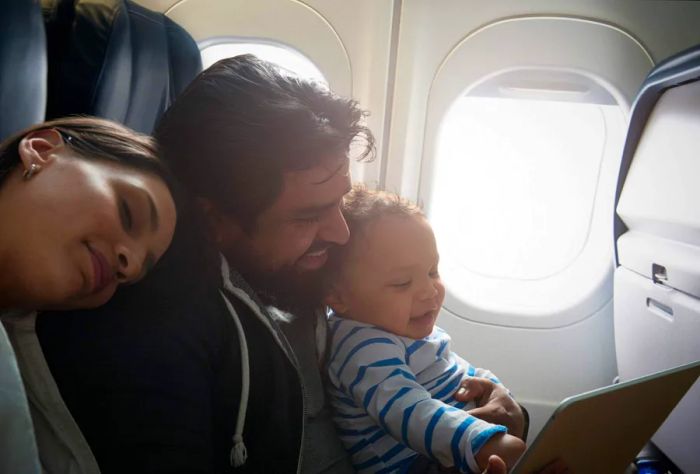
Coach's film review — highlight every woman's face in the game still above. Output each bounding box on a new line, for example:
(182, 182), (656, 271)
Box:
(0, 130), (176, 310)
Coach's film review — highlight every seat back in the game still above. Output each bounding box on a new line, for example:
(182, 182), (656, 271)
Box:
(42, 0), (201, 134)
(0, 0), (47, 140)
(614, 44), (700, 473)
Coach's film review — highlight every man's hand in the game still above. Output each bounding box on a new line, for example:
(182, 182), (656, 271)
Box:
(453, 377), (526, 440)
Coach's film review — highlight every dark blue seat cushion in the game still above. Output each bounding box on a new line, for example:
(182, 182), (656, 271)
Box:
(0, 0), (46, 140)
(43, 0), (201, 134)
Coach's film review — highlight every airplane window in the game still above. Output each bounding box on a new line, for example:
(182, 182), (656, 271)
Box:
(431, 97), (623, 279)
(200, 41), (327, 85)
(408, 17), (652, 325)
(428, 90), (625, 315)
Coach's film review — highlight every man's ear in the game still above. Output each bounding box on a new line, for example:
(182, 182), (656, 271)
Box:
(196, 197), (244, 248)
(325, 285), (349, 314)
(17, 128), (65, 174)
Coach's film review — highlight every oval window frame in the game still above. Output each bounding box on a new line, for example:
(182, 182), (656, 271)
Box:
(166, 0), (352, 96)
(420, 17), (654, 328)
(199, 38), (329, 85)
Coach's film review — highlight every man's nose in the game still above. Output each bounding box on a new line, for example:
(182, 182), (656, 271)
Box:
(319, 207), (350, 246)
(115, 242), (145, 283)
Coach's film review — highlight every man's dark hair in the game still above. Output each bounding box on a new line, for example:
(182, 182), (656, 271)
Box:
(155, 54), (375, 231)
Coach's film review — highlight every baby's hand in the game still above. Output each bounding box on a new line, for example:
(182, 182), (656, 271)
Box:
(475, 432), (526, 472)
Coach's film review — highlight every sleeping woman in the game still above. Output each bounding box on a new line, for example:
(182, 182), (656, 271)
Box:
(0, 116), (177, 473)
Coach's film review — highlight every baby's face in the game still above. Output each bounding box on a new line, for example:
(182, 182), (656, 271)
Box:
(331, 214), (445, 339)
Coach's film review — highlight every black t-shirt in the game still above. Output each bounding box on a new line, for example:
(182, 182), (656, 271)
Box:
(37, 210), (241, 473)
(37, 204), (304, 473)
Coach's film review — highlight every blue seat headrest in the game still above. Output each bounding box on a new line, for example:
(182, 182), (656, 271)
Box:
(0, 0), (47, 140)
(43, 0), (202, 134)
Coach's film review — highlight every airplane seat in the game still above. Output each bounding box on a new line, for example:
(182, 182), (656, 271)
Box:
(0, 0), (47, 140)
(42, 0), (202, 134)
(614, 44), (700, 473)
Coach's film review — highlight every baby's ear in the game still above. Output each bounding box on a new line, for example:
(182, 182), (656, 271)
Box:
(324, 287), (349, 314)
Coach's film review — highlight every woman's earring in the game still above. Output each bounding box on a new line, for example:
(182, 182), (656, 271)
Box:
(23, 163), (39, 180)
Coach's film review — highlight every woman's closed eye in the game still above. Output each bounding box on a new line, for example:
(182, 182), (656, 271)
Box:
(119, 198), (133, 232)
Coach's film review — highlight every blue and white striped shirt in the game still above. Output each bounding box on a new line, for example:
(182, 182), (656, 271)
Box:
(327, 315), (508, 473)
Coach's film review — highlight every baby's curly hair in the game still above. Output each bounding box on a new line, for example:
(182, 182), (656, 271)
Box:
(327, 185), (424, 281)
(342, 185), (424, 240)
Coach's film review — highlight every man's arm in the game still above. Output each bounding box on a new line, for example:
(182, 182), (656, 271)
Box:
(454, 377), (527, 441)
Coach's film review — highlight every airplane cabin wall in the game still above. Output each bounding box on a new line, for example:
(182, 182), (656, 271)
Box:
(385, 0), (700, 197)
(134, 0), (700, 444)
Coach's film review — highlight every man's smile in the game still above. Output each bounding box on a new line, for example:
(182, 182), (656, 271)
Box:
(296, 246), (330, 271)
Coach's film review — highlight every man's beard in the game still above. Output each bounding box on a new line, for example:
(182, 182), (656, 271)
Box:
(227, 246), (335, 314)
(243, 264), (330, 313)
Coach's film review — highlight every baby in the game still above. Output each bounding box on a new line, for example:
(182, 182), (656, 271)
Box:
(325, 186), (525, 473)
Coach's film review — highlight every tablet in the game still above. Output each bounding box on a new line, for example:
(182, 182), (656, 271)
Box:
(511, 359), (700, 474)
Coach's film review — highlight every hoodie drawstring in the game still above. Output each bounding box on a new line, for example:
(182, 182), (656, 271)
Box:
(220, 290), (249, 468)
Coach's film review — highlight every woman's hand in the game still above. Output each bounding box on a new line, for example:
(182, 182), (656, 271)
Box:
(453, 378), (526, 440)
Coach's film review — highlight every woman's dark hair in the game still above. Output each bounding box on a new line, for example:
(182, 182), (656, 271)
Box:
(155, 54), (375, 232)
(0, 115), (170, 187)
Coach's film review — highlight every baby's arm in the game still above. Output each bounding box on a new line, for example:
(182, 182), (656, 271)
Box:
(475, 432), (526, 470)
(452, 353), (507, 391)
(328, 329), (514, 473)
(456, 363), (526, 468)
